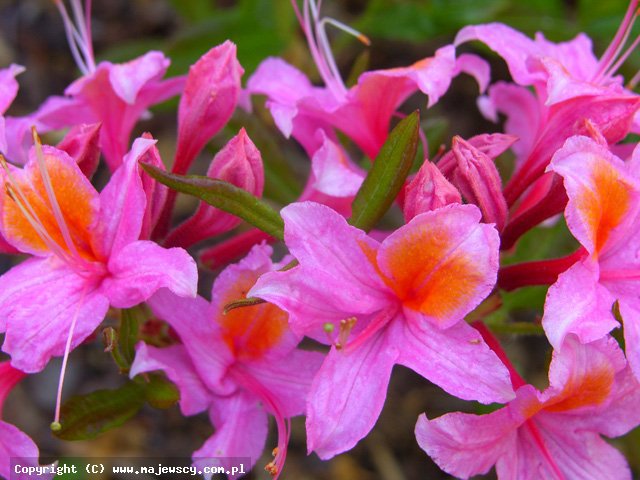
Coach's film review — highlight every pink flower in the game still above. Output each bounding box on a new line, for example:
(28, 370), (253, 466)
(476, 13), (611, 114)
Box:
(247, 0), (488, 160)
(0, 362), (50, 480)
(543, 135), (640, 377)
(457, 4), (640, 205)
(131, 245), (323, 479)
(0, 136), (197, 373)
(416, 336), (640, 479)
(250, 202), (514, 459)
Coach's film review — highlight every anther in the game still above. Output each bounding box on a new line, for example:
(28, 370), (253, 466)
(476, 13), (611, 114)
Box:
(335, 317), (357, 350)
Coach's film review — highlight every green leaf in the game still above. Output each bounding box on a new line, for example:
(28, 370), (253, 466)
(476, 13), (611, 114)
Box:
(141, 164), (285, 240)
(142, 375), (180, 410)
(53, 382), (145, 441)
(349, 111), (420, 232)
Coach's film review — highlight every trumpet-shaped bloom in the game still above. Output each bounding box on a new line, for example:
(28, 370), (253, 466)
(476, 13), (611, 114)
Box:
(457, 6), (640, 204)
(247, 1), (488, 160)
(416, 336), (640, 479)
(250, 202), (514, 459)
(132, 245), (323, 479)
(0, 362), (51, 480)
(543, 135), (640, 377)
(0, 137), (197, 372)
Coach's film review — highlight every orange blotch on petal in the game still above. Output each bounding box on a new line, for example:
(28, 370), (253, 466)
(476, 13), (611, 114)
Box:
(370, 225), (485, 323)
(575, 159), (631, 255)
(217, 270), (288, 360)
(544, 365), (614, 413)
(3, 151), (99, 261)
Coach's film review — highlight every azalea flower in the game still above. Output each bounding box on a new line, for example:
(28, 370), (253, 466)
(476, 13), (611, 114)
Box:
(543, 135), (640, 377)
(0, 362), (50, 480)
(131, 245), (323, 478)
(456, 1), (640, 205)
(0, 135), (197, 376)
(416, 336), (640, 479)
(247, 0), (489, 160)
(249, 202), (514, 458)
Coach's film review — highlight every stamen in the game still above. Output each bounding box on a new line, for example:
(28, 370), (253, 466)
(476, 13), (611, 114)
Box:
(53, 285), (88, 427)
(32, 128), (83, 263)
(53, 0), (95, 75)
(335, 317), (357, 350)
(291, 0), (370, 99)
(594, 3), (640, 82)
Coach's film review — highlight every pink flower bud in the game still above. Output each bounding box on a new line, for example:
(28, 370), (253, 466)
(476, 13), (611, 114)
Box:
(403, 161), (461, 221)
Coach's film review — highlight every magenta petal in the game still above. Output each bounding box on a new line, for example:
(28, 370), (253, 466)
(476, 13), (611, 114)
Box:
(193, 393), (267, 477)
(403, 161), (461, 221)
(130, 343), (211, 416)
(618, 300), (640, 380)
(147, 289), (234, 394)
(96, 137), (153, 257)
(108, 51), (170, 105)
(0, 421), (50, 480)
(137, 133), (168, 240)
(103, 240), (197, 308)
(542, 261), (618, 350)
(245, 348), (324, 418)
(175, 41), (243, 173)
(415, 408), (515, 479)
(0, 64), (24, 114)
(530, 415), (632, 480)
(306, 329), (399, 459)
(311, 130), (364, 197)
(56, 123), (101, 179)
(246, 57), (314, 138)
(0, 258), (109, 373)
(396, 313), (514, 403)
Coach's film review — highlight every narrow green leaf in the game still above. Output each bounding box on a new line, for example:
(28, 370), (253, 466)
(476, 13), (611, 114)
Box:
(141, 164), (285, 240)
(349, 111), (420, 231)
(53, 382), (145, 441)
(142, 375), (180, 410)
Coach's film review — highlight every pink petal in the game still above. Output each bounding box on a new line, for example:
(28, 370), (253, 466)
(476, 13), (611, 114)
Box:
(249, 203), (391, 337)
(479, 82), (541, 163)
(453, 53), (490, 93)
(245, 348), (324, 418)
(0, 421), (50, 480)
(103, 240), (197, 308)
(306, 328), (399, 459)
(403, 161), (461, 221)
(246, 57), (314, 138)
(548, 135), (640, 256)
(543, 261), (618, 350)
(0, 64), (24, 114)
(0, 258), (109, 373)
(396, 312), (514, 403)
(377, 204), (499, 328)
(137, 133), (168, 240)
(194, 392), (267, 477)
(528, 414), (632, 480)
(130, 343), (211, 416)
(618, 300), (640, 380)
(96, 137), (154, 257)
(108, 51), (170, 105)
(175, 41), (243, 173)
(56, 123), (101, 179)
(311, 130), (364, 197)
(147, 289), (235, 395)
(415, 408), (515, 479)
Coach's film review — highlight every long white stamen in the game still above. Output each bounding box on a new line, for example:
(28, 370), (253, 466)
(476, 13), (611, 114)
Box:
(605, 33), (640, 80)
(320, 18), (371, 46)
(52, 285), (88, 427)
(32, 128), (84, 263)
(54, 0), (95, 75)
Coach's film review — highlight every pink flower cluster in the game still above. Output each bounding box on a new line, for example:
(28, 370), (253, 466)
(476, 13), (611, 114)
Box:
(1, 0), (640, 478)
